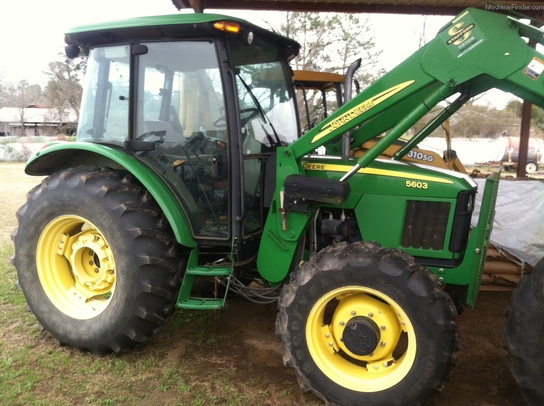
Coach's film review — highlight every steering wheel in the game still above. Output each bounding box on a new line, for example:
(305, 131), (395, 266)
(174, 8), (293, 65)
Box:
(240, 108), (260, 127)
(136, 130), (166, 143)
(213, 108), (261, 128)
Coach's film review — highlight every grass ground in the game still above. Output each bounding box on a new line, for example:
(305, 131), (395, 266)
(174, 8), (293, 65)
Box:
(0, 162), (315, 406)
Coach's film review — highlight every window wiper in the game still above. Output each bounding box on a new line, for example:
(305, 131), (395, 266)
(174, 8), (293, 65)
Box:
(237, 74), (281, 146)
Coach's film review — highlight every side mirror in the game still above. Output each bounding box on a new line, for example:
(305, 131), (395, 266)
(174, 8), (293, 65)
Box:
(65, 44), (80, 59)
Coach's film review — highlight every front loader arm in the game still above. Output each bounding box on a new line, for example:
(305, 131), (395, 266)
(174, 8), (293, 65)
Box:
(288, 7), (544, 164)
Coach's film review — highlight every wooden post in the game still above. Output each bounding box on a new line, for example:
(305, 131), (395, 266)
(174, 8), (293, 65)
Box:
(516, 100), (532, 178)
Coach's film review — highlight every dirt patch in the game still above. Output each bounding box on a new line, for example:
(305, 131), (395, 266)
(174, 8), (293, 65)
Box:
(141, 289), (524, 405)
(429, 289), (524, 405)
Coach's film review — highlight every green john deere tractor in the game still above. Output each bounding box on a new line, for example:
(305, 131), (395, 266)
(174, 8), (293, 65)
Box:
(11, 7), (544, 405)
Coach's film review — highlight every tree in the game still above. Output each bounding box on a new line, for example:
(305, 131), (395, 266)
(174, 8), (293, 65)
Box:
(0, 68), (8, 108)
(276, 12), (384, 125)
(4, 80), (44, 136)
(410, 101), (522, 140)
(279, 12), (382, 85)
(452, 103), (520, 138)
(44, 54), (86, 123)
(505, 99), (544, 135)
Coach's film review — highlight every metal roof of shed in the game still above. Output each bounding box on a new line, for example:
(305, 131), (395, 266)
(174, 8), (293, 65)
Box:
(171, 0), (544, 17)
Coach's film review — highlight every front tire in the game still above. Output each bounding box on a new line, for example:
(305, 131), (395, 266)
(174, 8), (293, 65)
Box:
(503, 258), (544, 405)
(276, 242), (459, 406)
(12, 167), (183, 354)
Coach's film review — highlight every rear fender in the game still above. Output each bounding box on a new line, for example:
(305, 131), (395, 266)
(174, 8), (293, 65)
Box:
(25, 142), (197, 248)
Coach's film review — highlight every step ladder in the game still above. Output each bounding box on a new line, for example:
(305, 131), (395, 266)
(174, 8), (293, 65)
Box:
(176, 249), (233, 310)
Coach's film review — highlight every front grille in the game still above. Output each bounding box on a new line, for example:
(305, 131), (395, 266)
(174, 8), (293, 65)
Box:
(401, 201), (451, 250)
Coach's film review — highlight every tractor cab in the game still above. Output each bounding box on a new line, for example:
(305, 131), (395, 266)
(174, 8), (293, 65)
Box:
(69, 15), (301, 258)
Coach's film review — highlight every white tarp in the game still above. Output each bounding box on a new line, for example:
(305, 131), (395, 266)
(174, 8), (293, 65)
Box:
(418, 137), (543, 165)
(473, 178), (544, 267)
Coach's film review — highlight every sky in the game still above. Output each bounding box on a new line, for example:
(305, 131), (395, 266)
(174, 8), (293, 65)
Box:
(0, 0), (513, 107)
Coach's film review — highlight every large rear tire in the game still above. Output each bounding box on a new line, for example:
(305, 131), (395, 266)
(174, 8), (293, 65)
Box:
(276, 241), (459, 406)
(503, 258), (544, 405)
(12, 167), (183, 354)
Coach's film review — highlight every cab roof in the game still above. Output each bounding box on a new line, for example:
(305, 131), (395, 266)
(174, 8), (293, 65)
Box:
(64, 12), (300, 58)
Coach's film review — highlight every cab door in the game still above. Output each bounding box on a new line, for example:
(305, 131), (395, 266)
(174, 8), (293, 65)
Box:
(228, 39), (300, 260)
(134, 40), (231, 240)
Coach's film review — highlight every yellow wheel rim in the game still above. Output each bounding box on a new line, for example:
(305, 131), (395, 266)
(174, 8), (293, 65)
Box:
(37, 215), (116, 319)
(306, 286), (416, 392)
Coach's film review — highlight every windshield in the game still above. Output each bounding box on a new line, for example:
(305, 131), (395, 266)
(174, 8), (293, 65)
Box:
(229, 36), (299, 151)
